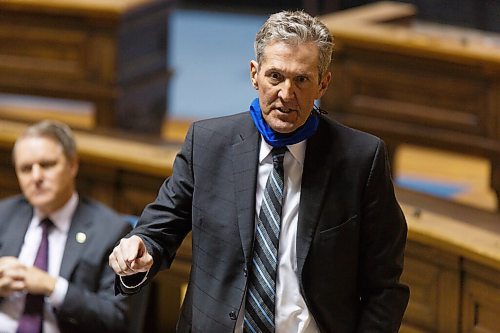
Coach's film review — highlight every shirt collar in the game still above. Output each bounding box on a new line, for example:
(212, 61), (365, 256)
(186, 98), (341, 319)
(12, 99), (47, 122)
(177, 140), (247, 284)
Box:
(35, 192), (79, 233)
(259, 135), (306, 166)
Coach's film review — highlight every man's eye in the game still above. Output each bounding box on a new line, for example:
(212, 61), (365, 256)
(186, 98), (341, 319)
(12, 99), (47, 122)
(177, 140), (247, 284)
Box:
(19, 165), (32, 173)
(40, 161), (57, 169)
(296, 76), (308, 84)
(269, 72), (282, 82)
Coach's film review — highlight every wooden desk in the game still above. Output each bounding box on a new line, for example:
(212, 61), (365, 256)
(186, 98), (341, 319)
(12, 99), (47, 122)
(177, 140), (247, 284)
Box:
(397, 188), (500, 333)
(320, 1), (500, 209)
(0, 0), (173, 134)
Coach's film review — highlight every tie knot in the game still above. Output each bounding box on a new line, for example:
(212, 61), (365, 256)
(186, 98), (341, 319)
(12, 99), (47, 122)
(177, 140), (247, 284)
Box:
(40, 218), (54, 232)
(271, 146), (287, 164)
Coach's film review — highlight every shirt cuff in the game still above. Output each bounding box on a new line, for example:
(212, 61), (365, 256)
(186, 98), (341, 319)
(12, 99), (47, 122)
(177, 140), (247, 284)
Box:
(48, 276), (68, 308)
(120, 270), (149, 289)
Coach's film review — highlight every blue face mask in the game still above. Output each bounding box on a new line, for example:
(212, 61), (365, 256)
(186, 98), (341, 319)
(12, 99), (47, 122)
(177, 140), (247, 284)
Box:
(249, 98), (319, 147)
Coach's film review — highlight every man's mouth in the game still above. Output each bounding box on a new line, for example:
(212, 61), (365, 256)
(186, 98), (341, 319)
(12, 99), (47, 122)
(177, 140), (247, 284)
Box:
(274, 106), (297, 113)
(32, 188), (48, 195)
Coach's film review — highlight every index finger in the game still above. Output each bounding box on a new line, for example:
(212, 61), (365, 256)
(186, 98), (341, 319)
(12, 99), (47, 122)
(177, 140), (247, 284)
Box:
(120, 235), (144, 263)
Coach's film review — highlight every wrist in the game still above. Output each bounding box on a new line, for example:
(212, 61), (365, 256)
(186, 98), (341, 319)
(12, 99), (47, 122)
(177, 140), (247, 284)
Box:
(44, 275), (56, 296)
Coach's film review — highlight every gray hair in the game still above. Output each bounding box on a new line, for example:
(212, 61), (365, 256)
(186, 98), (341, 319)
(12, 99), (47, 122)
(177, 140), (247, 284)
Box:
(13, 120), (77, 162)
(254, 10), (334, 80)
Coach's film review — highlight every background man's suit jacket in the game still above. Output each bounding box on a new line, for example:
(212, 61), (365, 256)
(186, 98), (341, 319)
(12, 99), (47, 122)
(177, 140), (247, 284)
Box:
(121, 112), (410, 332)
(0, 195), (133, 333)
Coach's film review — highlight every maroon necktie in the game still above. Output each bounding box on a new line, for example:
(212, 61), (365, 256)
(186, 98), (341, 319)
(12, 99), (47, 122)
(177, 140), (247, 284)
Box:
(17, 218), (52, 333)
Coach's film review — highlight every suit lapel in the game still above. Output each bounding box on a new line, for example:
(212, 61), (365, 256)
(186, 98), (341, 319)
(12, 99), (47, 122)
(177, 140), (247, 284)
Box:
(0, 203), (32, 257)
(232, 123), (260, 264)
(296, 119), (336, 278)
(59, 201), (93, 279)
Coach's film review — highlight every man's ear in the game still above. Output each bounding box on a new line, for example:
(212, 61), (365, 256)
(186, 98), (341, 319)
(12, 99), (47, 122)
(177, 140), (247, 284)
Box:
(317, 71), (332, 98)
(250, 60), (259, 90)
(69, 157), (79, 178)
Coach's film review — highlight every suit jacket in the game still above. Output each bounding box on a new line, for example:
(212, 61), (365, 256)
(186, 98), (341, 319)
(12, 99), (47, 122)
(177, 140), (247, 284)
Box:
(0, 195), (133, 333)
(121, 112), (410, 332)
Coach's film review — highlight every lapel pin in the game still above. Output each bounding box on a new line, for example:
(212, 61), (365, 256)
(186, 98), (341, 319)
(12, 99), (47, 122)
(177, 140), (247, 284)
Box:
(76, 232), (87, 244)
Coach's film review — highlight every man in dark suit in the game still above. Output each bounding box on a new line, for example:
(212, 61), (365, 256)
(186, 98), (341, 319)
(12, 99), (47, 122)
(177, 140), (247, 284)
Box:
(110, 10), (409, 333)
(0, 120), (133, 333)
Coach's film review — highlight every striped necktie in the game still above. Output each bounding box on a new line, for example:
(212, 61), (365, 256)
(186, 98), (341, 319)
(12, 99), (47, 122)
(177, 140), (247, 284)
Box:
(17, 218), (53, 333)
(244, 146), (287, 333)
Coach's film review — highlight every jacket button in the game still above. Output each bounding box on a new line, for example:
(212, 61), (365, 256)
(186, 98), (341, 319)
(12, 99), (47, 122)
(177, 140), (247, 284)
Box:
(243, 268), (248, 276)
(229, 311), (237, 320)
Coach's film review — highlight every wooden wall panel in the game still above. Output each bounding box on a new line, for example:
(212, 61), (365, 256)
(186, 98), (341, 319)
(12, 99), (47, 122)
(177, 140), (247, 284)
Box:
(462, 261), (500, 333)
(401, 240), (460, 333)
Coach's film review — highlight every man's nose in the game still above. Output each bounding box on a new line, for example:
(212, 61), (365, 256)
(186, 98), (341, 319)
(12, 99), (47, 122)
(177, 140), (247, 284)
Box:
(278, 80), (295, 101)
(31, 164), (42, 180)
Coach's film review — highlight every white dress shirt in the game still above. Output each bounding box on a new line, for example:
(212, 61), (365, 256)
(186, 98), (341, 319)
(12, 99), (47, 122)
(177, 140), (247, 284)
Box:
(0, 193), (77, 333)
(236, 138), (319, 333)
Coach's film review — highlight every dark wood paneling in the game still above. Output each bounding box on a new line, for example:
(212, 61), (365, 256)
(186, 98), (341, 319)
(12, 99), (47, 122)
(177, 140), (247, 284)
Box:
(321, 2), (500, 209)
(0, 0), (173, 135)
